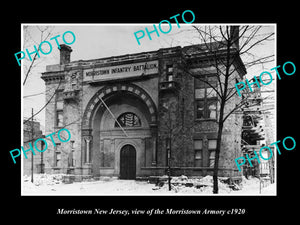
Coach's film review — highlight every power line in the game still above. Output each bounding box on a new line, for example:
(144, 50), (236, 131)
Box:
(23, 78), (62, 125)
(23, 92), (45, 98)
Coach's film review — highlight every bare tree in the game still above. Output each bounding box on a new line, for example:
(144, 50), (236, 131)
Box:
(23, 26), (59, 129)
(178, 25), (275, 193)
(23, 26), (55, 85)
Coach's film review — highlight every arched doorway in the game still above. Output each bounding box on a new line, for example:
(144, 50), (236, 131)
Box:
(120, 145), (136, 179)
(82, 84), (158, 177)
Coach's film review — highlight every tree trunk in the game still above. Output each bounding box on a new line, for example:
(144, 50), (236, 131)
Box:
(213, 98), (226, 194)
(213, 121), (224, 194)
(213, 33), (232, 194)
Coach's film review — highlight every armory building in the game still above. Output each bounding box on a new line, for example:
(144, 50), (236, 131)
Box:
(41, 41), (246, 180)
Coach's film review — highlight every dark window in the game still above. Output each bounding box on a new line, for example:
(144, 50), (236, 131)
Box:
(56, 111), (63, 127)
(55, 91), (64, 127)
(115, 112), (141, 128)
(194, 139), (217, 168)
(195, 75), (218, 119)
(208, 140), (217, 168)
(243, 115), (254, 127)
(54, 143), (61, 167)
(194, 140), (203, 167)
(166, 64), (173, 81)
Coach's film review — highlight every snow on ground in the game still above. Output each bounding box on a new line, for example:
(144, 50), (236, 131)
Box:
(22, 174), (276, 195)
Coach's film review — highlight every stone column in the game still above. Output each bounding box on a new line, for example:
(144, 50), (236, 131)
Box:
(100, 140), (104, 167)
(82, 128), (93, 163)
(84, 136), (92, 163)
(150, 124), (158, 166)
(81, 136), (92, 176)
(82, 128), (93, 176)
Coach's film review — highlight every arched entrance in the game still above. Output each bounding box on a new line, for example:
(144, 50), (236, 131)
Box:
(81, 84), (158, 177)
(120, 145), (136, 179)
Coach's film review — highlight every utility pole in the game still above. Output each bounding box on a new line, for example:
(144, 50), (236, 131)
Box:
(167, 109), (172, 191)
(166, 137), (171, 191)
(31, 108), (34, 183)
(41, 135), (45, 174)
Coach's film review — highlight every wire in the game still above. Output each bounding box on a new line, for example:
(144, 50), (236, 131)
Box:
(97, 95), (129, 137)
(23, 78), (62, 125)
(23, 91), (45, 98)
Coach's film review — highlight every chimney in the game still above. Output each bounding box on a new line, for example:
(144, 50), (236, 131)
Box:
(59, 44), (72, 64)
(230, 26), (239, 49)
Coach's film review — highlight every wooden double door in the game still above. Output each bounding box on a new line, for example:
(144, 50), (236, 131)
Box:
(120, 145), (136, 179)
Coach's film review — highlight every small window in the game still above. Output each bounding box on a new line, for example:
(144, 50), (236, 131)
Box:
(56, 91), (64, 101)
(115, 112), (141, 127)
(209, 151), (215, 167)
(167, 74), (173, 82)
(56, 110), (63, 127)
(195, 89), (205, 98)
(56, 101), (63, 110)
(195, 151), (202, 160)
(196, 100), (205, 119)
(194, 140), (203, 166)
(55, 152), (61, 167)
(243, 115), (254, 127)
(208, 140), (217, 168)
(207, 87), (217, 98)
(55, 91), (64, 127)
(55, 143), (61, 167)
(166, 64), (173, 82)
(207, 100), (217, 119)
(208, 139), (217, 149)
(194, 140), (203, 150)
(167, 65), (173, 73)
(195, 75), (218, 120)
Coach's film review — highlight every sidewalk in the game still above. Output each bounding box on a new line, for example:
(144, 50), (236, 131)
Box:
(22, 174), (276, 196)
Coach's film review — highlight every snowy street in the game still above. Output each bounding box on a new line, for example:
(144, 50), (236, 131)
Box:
(22, 174), (276, 196)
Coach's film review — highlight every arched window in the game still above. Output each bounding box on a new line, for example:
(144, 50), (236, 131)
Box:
(243, 115), (253, 127)
(115, 112), (141, 128)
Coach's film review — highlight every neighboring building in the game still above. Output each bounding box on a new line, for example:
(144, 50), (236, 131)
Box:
(262, 97), (275, 182)
(41, 39), (246, 180)
(23, 119), (44, 175)
(240, 77), (274, 180)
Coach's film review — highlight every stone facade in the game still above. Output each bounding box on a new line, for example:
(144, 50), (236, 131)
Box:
(41, 43), (246, 180)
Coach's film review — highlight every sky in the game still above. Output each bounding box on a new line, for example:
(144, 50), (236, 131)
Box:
(21, 24), (276, 131)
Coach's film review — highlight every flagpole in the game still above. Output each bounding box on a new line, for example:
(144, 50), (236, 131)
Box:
(97, 96), (129, 137)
